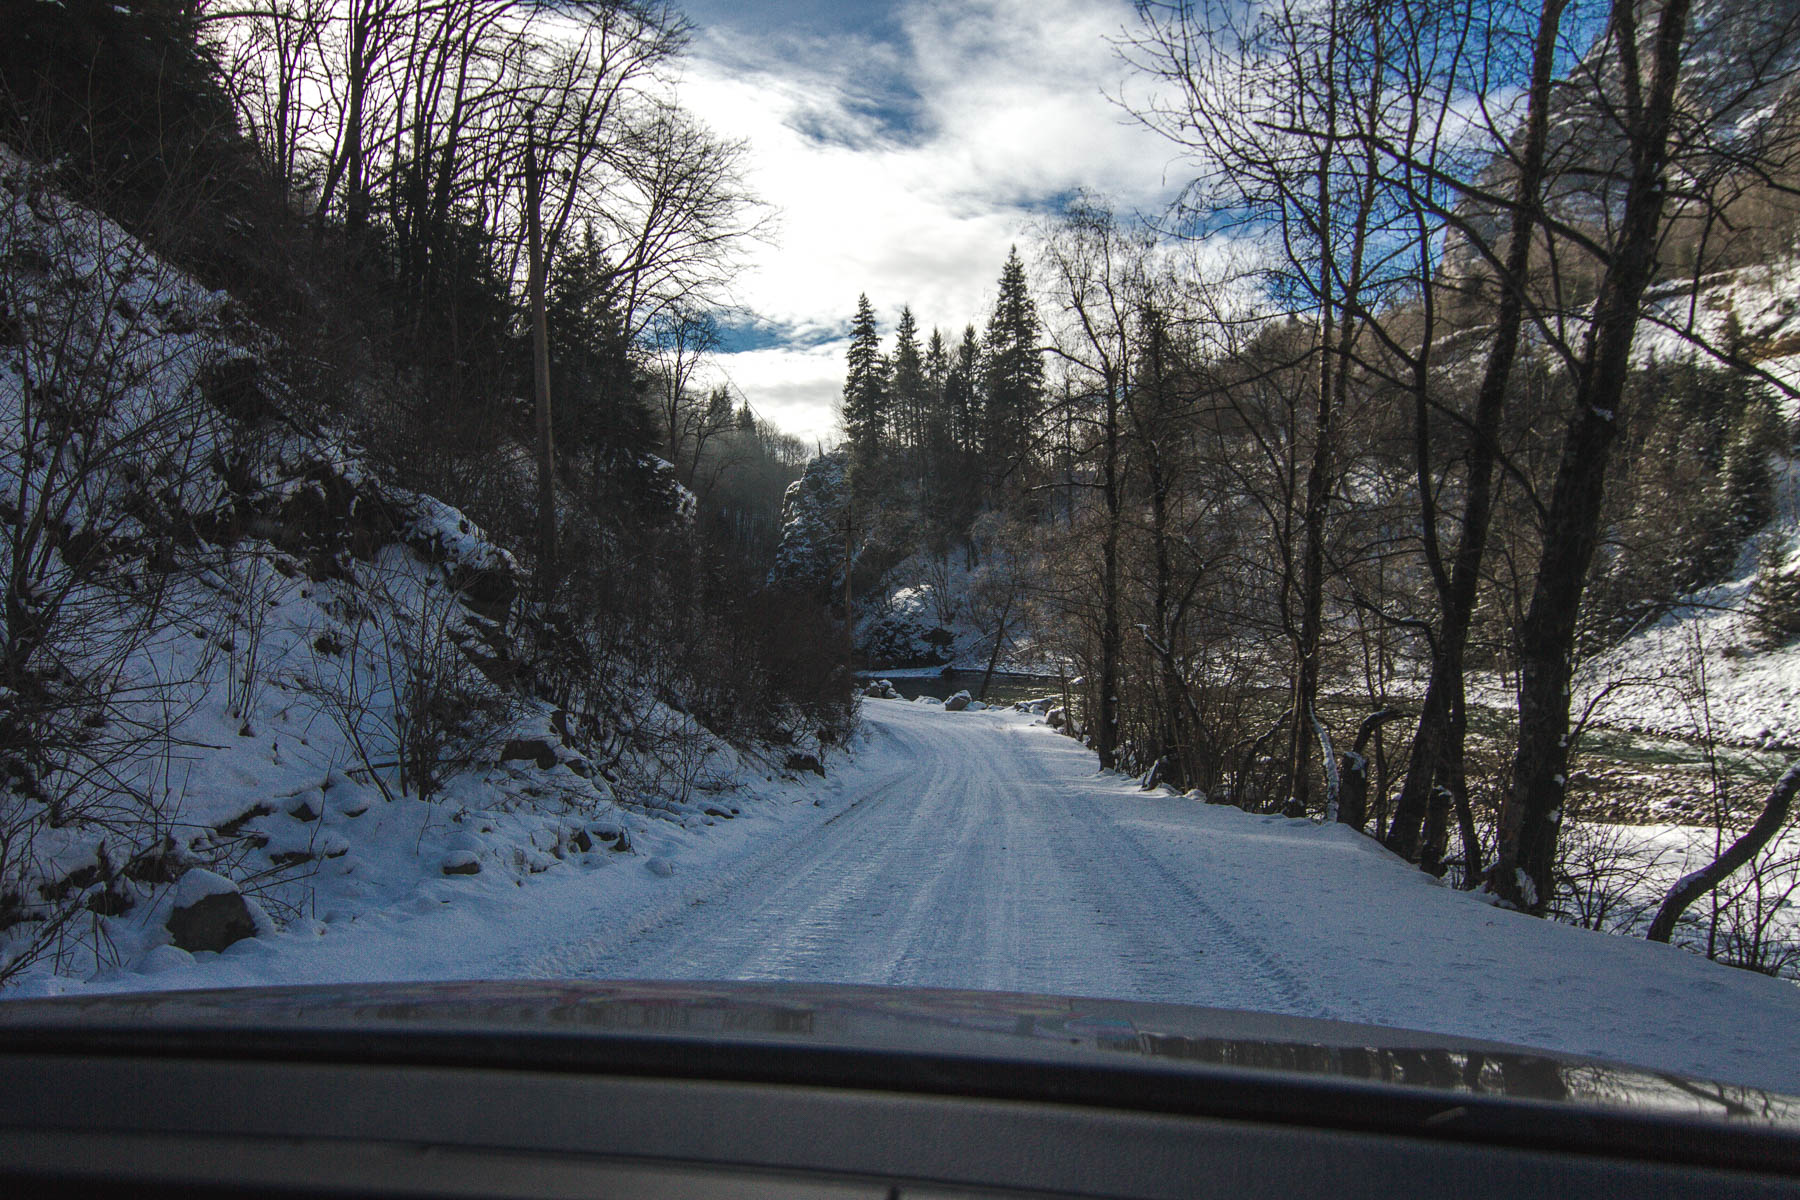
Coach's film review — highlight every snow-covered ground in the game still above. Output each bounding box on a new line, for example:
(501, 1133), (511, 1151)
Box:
(1553, 452), (1800, 749)
(18, 699), (1800, 1094)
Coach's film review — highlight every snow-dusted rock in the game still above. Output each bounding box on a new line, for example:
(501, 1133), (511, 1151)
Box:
(441, 851), (481, 876)
(324, 770), (373, 817)
(770, 451), (849, 594)
(943, 690), (972, 712)
(501, 737), (559, 770)
(284, 789), (323, 822)
(123, 837), (187, 884)
(862, 587), (955, 666)
(588, 821), (630, 852)
(166, 871), (259, 953)
(785, 752), (825, 776)
(170, 868), (239, 909)
(645, 857), (676, 878)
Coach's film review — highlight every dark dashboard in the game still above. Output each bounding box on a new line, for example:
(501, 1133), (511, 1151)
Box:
(1, 980), (1795, 1198)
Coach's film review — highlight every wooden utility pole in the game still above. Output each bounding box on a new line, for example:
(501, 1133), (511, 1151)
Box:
(524, 120), (557, 598)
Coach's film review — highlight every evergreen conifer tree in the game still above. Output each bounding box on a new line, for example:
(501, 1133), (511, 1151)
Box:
(952, 324), (982, 455)
(923, 327), (952, 464)
(981, 248), (1044, 481)
(891, 306), (926, 455)
(843, 293), (886, 467)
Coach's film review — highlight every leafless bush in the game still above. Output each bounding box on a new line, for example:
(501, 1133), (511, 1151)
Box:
(295, 557), (512, 805)
(211, 549), (288, 736)
(1551, 819), (1679, 934)
(620, 704), (730, 814)
(0, 158), (226, 982)
(1703, 846), (1800, 977)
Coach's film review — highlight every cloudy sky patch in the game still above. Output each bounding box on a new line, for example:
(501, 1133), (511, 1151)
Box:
(672, 0), (1181, 443)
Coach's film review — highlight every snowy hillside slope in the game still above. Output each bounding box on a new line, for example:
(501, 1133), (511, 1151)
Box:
(1637, 256), (1800, 415)
(0, 148), (829, 992)
(1558, 255), (1800, 749)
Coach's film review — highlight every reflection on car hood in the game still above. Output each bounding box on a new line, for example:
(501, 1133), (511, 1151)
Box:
(1, 979), (1796, 1131)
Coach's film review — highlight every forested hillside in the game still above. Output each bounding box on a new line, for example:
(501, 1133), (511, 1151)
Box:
(0, 0), (851, 985)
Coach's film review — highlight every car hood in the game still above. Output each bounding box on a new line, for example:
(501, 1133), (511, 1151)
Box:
(1, 979), (1795, 1135)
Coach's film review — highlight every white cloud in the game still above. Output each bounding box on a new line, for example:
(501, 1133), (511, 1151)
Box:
(676, 0), (1182, 444)
(700, 341), (849, 450)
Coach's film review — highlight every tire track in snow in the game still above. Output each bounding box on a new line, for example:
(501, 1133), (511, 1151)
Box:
(996, 720), (1314, 1014)
(501, 730), (918, 981)
(1103, 808), (1332, 1018)
(520, 702), (1307, 1017)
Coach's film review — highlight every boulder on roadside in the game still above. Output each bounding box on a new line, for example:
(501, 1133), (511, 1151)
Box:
(943, 690), (972, 712)
(863, 679), (900, 699)
(165, 870), (259, 953)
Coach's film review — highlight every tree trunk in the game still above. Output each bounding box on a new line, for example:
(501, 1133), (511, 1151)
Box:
(1647, 760), (1800, 943)
(1097, 375), (1123, 770)
(1285, 12), (1382, 816)
(525, 126), (557, 599)
(1151, 473), (1188, 790)
(978, 596), (1013, 701)
(1135, 307), (1189, 788)
(1338, 708), (1405, 831)
(1387, 0), (1567, 863)
(1283, 332), (1334, 816)
(843, 499), (855, 664)
(1449, 757), (1483, 889)
(1488, 0), (1694, 912)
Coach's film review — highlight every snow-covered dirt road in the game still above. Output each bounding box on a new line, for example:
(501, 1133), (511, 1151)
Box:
(518, 699), (1316, 1015)
(508, 701), (1800, 1092)
(28, 699), (1800, 1093)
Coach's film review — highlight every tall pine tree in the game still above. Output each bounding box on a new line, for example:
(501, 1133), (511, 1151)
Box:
(890, 306), (927, 472)
(843, 293), (886, 469)
(951, 324), (981, 455)
(923, 326), (952, 466)
(981, 247), (1043, 484)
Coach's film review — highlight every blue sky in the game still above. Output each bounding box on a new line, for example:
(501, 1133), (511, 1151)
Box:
(671, 0), (1182, 443)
